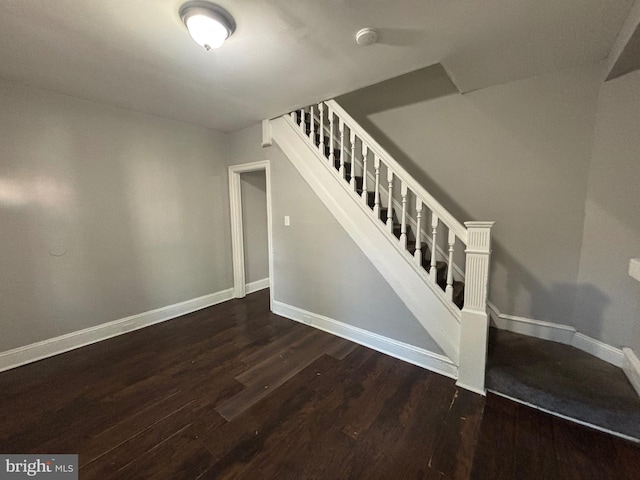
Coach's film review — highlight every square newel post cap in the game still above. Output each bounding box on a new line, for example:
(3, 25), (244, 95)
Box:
(630, 258), (640, 282)
(464, 221), (495, 253)
(464, 221), (495, 228)
(261, 119), (273, 147)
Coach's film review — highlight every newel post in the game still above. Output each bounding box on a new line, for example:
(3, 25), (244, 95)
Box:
(456, 221), (495, 395)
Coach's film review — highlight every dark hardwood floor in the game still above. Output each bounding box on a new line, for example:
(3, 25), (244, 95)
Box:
(1, 289), (639, 479)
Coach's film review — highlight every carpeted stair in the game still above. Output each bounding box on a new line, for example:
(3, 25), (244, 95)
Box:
(487, 328), (640, 441)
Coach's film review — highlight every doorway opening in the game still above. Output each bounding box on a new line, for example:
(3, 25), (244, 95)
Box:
(228, 161), (273, 307)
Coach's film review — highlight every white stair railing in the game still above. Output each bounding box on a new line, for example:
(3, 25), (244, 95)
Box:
(290, 100), (494, 314)
(283, 100), (494, 393)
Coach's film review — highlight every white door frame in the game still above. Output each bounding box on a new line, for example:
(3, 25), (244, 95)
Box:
(228, 161), (274, 306)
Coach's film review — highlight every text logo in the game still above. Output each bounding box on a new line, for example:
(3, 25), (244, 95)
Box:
(0, 455), (77, 479)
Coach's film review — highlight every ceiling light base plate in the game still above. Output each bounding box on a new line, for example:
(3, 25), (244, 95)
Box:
(356, 28), (378, 46)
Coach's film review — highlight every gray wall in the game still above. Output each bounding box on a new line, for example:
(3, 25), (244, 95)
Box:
(228, 125), (444, 354)
(5, 61), (635, 362)
(0, 80), (232, 352)
(573, 70), (640, 349)
(240, 171), (269, 283)
(337, 64), (602, 327)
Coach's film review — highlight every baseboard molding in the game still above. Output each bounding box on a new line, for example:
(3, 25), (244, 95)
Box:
(487, 302), (576, 343)
(272, 116), (460, 362)
(0, 288), (235, 373)
(623, 348), (640, 398)
(271, 300), (458, 380)
(488, 302), (624, 367)
(572, 333), (623, 367)
(246, 277), (270, 294)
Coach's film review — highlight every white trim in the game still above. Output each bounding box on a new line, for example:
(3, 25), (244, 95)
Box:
(488, 302), (624, 367)
(629, 258), (640, 282)
(488, 302), (576, 343)
(572, 333), (623, 367)
(623, 348), (640, 398)
(245, 277), (270, 294)
(281, 115), (463, 322)
(456, 381), (487, 397)
(271, 116), (460, 362)
(364, 168), (466, 281)
(261, 119), (273, 147)
(228, 168), (246, 298)
(327, 100), (467, 243)
(0, 289), (235, 373)
(228, 161), (275, 310)
(488, 390), (639, 443)
(321, 108), (466, 281)
(271, 300), (458, 380)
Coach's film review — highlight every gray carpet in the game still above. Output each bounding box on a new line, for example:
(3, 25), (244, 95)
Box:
(486, 328), (640, 440)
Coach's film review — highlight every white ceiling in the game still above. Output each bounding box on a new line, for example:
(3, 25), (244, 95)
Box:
(0, 0), (634, 132)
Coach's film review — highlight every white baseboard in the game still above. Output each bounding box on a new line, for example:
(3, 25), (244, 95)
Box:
(271, 300), (458, 379)
(487, 302), (576, 343)
(572, 333), (623, 367)
(245, 277), (270, 294)
(272, 116), (460, 362)
(0, 288), (235, 373)
(623, 348), (640, 398)
(488, 302), (624, 367)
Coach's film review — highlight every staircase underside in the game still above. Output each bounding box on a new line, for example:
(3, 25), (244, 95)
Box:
(271, 116), (461, 364)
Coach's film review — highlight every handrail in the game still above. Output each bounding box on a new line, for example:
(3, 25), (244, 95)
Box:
(327, 99), (467, 244)
(286, 99), (496, 312)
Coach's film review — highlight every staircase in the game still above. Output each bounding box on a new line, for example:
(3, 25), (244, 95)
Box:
(267, 99), (494, 394)
(294, 109), (466, 310)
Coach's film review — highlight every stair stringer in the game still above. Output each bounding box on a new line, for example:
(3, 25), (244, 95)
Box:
(271, 116), (460, 364)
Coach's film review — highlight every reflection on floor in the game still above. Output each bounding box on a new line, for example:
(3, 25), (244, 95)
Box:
(486, 327), (640, 440)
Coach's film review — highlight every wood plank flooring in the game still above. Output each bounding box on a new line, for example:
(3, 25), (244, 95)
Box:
(0, 289), (639, 479)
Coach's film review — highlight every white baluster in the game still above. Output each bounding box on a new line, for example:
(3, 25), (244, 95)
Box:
(328, 107), (335, 165)
(319, 103), (325, 155)
(373, 155), (381, 217)
(339, 119), (346, 178)
(400, 182), (408, 249)
(309, 105), (315, 141)
(290, 111), (296, 122)
(299, 109), (305, 133)
(350, 130), (357, 191)
(414, 199), (423, 266)
(430, 213), (439, 284)
(386, 169), (394, 232)
(361, 144), (368, 203)
(445, 230), (456, 301)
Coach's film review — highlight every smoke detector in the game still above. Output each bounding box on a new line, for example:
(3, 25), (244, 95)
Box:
(355, 28), (378, 46)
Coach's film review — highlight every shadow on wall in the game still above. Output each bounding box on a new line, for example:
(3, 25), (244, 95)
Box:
(340, 105), (593, 326)
(335, 63), (616, 333)
(496, 239), (612, 339)
(335, 65), (616, 337)
(336, 64), (466, 221)
(337, 63), (460, 118)
(562, 283), (611, 340)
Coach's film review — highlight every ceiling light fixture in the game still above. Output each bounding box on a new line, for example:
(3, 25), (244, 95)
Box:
(179, 1), (236, 51)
